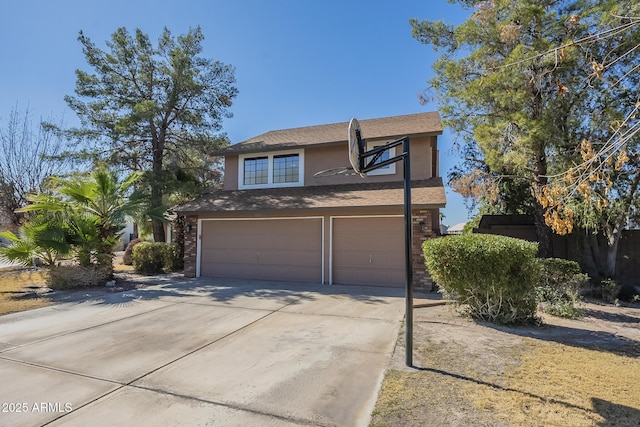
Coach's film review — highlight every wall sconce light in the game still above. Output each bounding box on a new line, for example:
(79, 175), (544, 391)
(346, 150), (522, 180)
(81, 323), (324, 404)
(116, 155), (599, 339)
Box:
(186, 224), (192, 233)
(419, 221), (426, 233)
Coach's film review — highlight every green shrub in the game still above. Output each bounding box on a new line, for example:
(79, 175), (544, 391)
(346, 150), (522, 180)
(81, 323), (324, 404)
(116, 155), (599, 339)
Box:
(132, 242), (183, 275)
(167, 242), (184, 271)
(537, 258), (589, 318)
(132, 242), (164, 275)
(423, 233), (540, 324)
(600, 278), (620, 303)
(123, 238), (145, 265)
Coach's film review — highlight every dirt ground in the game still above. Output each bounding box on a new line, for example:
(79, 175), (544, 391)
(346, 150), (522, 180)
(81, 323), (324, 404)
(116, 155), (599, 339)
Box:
(370, 295), (640, 427)
(0, 254), (134, 316)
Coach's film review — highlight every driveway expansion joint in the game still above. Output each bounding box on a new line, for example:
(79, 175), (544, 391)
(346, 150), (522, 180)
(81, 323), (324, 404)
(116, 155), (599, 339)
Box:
(121, 289), (317, 386)
(125, 383), (337, 427)
(0, 301), (184, 354)
(0, 355), (124, 386)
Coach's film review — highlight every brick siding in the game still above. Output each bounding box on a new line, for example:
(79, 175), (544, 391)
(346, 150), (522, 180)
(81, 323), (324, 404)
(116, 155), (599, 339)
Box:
(412, 209), (436, 291)
(183, 215), (198, 278)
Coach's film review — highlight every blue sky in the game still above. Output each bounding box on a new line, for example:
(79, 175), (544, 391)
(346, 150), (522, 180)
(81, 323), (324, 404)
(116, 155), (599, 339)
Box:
(0, 0), (472, 226)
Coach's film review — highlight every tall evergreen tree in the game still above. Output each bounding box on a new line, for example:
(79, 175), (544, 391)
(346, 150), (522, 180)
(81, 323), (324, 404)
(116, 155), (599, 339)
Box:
(535, 3), (640, 278)
(412, 0), (640, 273)
(65, 26), (237, 242)
(412, 0), (592, 256)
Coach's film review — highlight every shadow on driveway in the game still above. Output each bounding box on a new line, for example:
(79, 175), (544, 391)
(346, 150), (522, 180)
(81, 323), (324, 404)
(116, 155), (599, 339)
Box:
(44, 272), (403, 309)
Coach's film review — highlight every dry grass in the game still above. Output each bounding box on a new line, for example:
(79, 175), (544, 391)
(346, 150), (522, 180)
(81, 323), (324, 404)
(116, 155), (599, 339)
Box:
(0, 268), (52, 316)
(371, 304), (640, 427)
(476, 341), (640, 426)
(1, 252), (133, 316)
(113, 251), (134, 272)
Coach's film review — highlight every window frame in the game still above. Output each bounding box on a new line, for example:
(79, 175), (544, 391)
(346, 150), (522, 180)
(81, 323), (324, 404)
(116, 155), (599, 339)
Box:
(242, 156), (269, 186)
(365, 141), (396, 176)
(238, 149), (304, 189)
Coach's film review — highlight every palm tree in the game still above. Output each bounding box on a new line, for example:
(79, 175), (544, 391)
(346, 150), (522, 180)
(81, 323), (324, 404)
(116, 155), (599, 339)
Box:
(18, 168), (147, 277)
(0, 213), (71, 267)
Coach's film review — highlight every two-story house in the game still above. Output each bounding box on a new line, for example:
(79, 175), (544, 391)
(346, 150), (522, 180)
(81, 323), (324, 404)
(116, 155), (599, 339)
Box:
(176, 111), (446, 289)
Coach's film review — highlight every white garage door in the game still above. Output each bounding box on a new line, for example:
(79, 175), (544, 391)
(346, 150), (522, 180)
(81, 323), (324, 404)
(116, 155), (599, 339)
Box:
(332, 217), (405, 287)
(199, 218), (323, 283)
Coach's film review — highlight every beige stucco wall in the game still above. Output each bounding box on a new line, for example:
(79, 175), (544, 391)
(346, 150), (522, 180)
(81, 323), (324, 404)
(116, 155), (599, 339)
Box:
(223, 156), (239, 190)
(222, 134), (438, 189)
(304, 135), (437, 184)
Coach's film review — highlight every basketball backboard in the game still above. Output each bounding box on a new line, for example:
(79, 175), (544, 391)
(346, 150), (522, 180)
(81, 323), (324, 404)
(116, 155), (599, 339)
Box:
(348, 118), (364, 174)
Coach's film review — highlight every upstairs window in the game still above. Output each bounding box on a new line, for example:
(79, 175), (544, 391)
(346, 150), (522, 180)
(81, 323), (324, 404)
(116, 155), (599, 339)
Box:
(273, 154), (299, 183)
(239, 150), (304, 189)
(243, 156), (268, 185)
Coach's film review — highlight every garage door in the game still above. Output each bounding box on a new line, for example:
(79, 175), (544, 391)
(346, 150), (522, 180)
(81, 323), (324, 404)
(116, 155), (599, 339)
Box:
(332, 217), (404, 287)
(199, 218), (323, 282)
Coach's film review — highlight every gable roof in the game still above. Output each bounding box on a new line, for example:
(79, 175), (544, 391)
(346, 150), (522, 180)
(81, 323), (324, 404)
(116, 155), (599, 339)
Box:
(220, 111), (442, 155)
(176, 178), (446, 214)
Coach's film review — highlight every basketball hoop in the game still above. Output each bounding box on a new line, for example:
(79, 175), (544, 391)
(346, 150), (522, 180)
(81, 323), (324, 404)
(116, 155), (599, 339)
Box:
(348, 118), (365, 176)
(313, 117), (365, 179)
(313, 166), (357, 178)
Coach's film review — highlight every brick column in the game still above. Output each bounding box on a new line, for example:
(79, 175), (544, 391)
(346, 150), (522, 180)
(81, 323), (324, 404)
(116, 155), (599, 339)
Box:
(412, 209), (435, 291)
(183, 215), (198, 278)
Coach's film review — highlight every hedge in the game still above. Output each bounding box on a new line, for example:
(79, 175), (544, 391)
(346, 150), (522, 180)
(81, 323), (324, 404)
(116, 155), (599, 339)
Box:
(423, 233), (540, 324)
(132, 242), (183, 275)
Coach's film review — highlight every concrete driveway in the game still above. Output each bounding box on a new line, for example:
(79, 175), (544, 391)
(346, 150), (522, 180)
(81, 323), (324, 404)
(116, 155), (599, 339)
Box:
(0, 276), (405, 426)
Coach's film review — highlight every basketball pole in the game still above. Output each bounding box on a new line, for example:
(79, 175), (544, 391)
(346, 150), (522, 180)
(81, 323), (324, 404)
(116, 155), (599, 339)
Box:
(347, 118), (413, 366)
(403, 137), (413, 367)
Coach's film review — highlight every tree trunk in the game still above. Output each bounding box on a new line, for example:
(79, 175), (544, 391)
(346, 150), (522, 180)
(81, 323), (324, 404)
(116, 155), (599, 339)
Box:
(532, 148), (553, 258)
(150, 128), (166, 243)
(533, 200), (554, 258)
(581, 231), (598, 278)
(604, 232), (620, 279)
(150, 174), (166, 242)
(600, 172), (640, 279)
(582, 228), (618, 280)
(528, 57), (553, 258)
(584, 231), (605, 279)
(152, 218), (166, 243)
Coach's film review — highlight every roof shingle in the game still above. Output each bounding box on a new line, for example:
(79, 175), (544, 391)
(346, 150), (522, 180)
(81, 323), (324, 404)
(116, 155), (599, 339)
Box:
(220, 111), (442, 154)
(176, 178), (446, 214)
